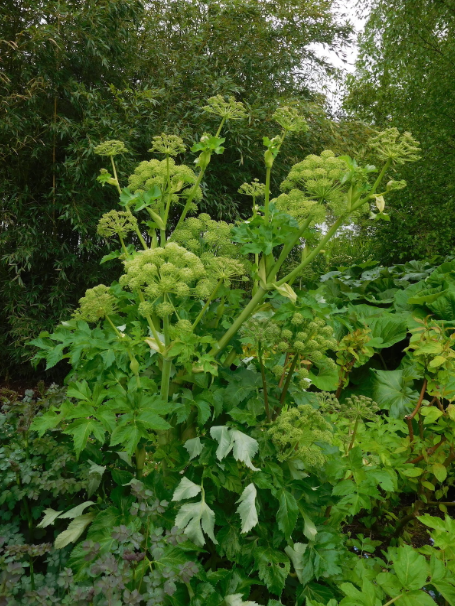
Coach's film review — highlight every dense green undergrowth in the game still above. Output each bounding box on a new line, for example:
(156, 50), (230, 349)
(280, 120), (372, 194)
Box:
(3, 98), (455, 606)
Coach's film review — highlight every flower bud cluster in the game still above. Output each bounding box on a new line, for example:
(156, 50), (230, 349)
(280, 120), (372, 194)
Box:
(280, 150), (355, 218)
(278, 315), (336, 365)
(369, 128), (421, 165)
(149, 134), (186, 157)
(268, 404), (333, 467)
(94, 140), (128, 156)
(240, 316), (281, 350)
(120, 243), (212, 317)
(272, 106), (308, 133)
(274, 188), (326, 225)
(73, 285), (118, 323)
(203, 95), (247, 120)
(128, 158), (201, 213)
(171, 213), (239, 260)
(238, 178), (266, 199)
(97, 210), (138, 239)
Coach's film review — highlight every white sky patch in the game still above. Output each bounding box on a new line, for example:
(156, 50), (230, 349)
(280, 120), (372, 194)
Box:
(308, 0), (369, 112)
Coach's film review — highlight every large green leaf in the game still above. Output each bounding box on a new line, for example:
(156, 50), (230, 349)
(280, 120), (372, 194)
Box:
(372, 369), (419, 418)
(367, 315), (408, 348)
(393, 545), (429, 591)
(255, 547), (290, 596)
(277, 490), (298, 540)
(427, 290), (455, 320)
(236, 483), (258, 534)
(54, 513), (95, 549)
(175, 500), (217, 547)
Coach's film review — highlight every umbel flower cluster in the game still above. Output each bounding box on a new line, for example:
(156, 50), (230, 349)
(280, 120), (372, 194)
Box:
(97, 210), (138, 239)
(318, 392), (380, 421)
(128, 158), (202, 212)
(119, 243), (207, 317)
(268, 404), (333, 467)
(171, 214), (240, 260)
(73, 285), (117, 322)
(280, 150), (349, 217)
(274, 314), (337, 384)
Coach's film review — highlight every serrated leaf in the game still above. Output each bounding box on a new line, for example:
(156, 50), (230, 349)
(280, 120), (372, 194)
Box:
(255, 547), (290, 596)
(277, 490), (298, 540)
(175, 500), (217, 547)
(236, 483), (258, 533)
(184, 437), (204, 460)
(195, 399), (211, 425)
(393, 545), (429, 591)
(285, 543), (308, 584)
(37, 508), (63, 529)
(172, 477), (202, 501)
(432, 580), (455, 606)
(64, 418), (106, 458)
(54, 513), (95, 549)
(60, 501), (95, 519)
(230, 429), (260, 471)
(373, 369), (418, 418)
(211, 426), (233, 460)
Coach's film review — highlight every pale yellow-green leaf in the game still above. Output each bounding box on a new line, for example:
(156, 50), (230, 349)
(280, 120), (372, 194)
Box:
(54, 513), (95, 549)
(432, 463), (447, 483)
(37, 508), (63, 529)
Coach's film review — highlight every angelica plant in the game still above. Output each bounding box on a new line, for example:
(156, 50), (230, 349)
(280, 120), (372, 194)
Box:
(28, 96), (424, 606)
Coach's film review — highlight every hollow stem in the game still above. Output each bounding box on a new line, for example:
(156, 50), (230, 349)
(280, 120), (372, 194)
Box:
(192, 279), (223, 330)
(280, 354), (299, 405)
(160, 302), (172, 403)
(210, 286), (267, 357)
(258, 342), (271, 421)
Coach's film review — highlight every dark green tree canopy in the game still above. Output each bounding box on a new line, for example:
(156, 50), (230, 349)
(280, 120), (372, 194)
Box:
(345, 0), (455, 263)
(0, 0), (351, 376)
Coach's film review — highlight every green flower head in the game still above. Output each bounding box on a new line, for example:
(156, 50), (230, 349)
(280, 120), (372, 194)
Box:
(238, 179), (266, 199)
(94, 140), (128, 157)
(203, 95), (247, 120)
(97, 210), (138, 239)
(268, 404), (333, 467)
(149, 134), (186, 157)
(273, 106), (308, 133)
(73, 285), (117, 323)
(369, 128), (421, 165)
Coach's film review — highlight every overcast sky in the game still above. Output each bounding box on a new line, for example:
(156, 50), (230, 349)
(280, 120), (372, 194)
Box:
(310, 1), (369, 109)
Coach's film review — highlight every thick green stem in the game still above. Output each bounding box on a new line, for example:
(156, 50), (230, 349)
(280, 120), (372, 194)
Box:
(267, 216), (313, 281)
(192, 279), (223, 329)
(383, 596), (403, 606)
(137, 291), (164, 351)
(160, 304), (172, 403)
(106, 315), (122, 337)
(280, 354), (299, 405)
(258, 343), (271, 421)
(210, 286), (267, 357)
(222, 347), (238, 368)
(215, 117), (226, 138)
(264, 166), (272, 223)
(277, 217), (344, 286)
(135, 444), (146, 478)
(175, 168), (205, 229)
(118, 234), (129, 257)
(110, 156), (122, 195)
(126, 207), (148, 250)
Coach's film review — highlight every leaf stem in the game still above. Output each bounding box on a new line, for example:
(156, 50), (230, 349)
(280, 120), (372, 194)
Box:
(210, 286), (267, 357)
(258, 342), (271, 421)
(280, 354), (299, 406)
(192, 279), (223, 330)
